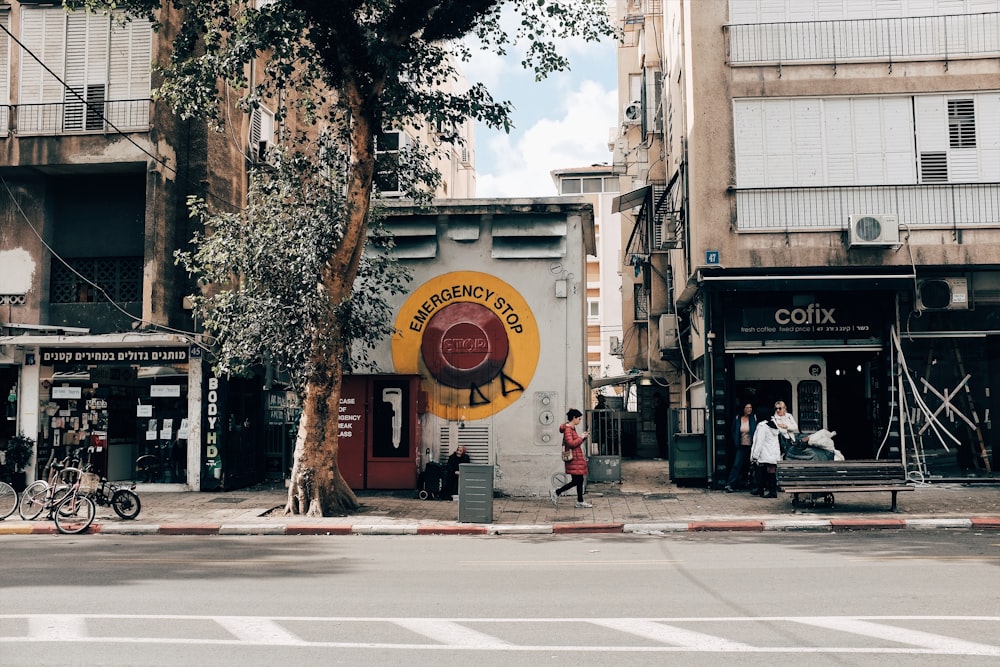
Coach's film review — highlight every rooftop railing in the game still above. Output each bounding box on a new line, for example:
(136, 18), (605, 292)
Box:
(725, 12), (1000, 65)
(732, 182), (1000, 232)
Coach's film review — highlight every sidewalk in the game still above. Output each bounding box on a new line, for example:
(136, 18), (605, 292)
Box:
(2, 461), (998, 536)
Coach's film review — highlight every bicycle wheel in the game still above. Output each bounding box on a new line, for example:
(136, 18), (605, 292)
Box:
(111, 489), (141, 520)
(135, 455), (161, 483)
(54, 495), (96, 535)
(0, 482), (17, 520)
(18, 480), (49, 520)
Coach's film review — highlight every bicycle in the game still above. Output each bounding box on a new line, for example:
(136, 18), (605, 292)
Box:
(85, 474), (142, 520)
(18, 449), (97, 534)
(0, 480), (17, 520)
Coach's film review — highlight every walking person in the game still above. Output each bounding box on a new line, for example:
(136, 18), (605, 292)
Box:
(725, 402), (756, 492)
(550, 408), (592, 508)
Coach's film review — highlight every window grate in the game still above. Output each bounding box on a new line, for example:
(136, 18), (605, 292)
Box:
(948, 99), (976, 149)
(634, 283), (649, 321)
(50, 257), (143, 304)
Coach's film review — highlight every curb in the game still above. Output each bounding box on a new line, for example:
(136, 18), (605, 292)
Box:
(4, 517), (1000, 536)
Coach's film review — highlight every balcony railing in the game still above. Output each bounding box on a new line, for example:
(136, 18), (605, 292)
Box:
(0, 99), (151, 136)
(733, 183), (1000, 232)
(725, 12), (1000, 65)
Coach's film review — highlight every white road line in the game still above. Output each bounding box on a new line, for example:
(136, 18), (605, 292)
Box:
(393, 619), (513, 648)
(214, 617), (307, 646)
(793, 617), (1000, 655)
(591, 619), (751, 650)
(28, 614), (86, 641)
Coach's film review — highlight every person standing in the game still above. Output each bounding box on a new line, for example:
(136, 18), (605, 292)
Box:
(725, 403), (756, 492)
(443, 445), (470, 500)
(750, 418), (781, 498)
(550, 408), (592, 508)
(772, 400), (799, 453)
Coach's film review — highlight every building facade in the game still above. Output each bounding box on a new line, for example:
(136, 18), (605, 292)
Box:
(614, 0), (999, 484)
(551, 167), (626, 393)
(357, 199), (596, 496)
(0, 1), (480, 493)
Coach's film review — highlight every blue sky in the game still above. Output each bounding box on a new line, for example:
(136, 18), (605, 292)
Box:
(461, 28), (619, 198)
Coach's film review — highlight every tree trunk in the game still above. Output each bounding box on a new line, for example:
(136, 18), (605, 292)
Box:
(284, 81), (377, 516)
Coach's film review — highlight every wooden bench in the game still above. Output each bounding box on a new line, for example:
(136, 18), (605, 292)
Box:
(776, 460), (913, 512)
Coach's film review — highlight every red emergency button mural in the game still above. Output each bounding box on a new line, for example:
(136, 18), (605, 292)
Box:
(393, 271), (539, 420)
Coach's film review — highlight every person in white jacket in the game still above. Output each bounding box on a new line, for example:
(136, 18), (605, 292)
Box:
(750, 418), (781, 498)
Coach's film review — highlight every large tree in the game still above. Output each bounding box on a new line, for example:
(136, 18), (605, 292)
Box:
(78, 0), (615, 516)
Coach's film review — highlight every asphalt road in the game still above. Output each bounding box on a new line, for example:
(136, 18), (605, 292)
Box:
(1, 532), (998, 666)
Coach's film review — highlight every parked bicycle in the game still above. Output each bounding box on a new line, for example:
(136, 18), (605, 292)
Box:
(84, 474), (142, 520)
(0, 480), (17, 520)
(18, 449), (96, 534)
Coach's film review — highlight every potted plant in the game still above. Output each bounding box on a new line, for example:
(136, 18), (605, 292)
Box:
(3, 433), (35, 491)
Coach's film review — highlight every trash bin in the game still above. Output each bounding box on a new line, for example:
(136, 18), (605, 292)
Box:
(457, 464), (494, 523)
(588, 455), (621, 482)
(670, 433), (708, 484)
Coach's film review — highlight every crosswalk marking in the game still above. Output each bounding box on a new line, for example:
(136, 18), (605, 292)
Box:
(3, 614), (997, 656)
(27, 615), (86, 641)
(215, 617), (308, 646)
(591, 619), (751, 650)
(792, 617), (1000, 655)
(393, 619), (513, 648)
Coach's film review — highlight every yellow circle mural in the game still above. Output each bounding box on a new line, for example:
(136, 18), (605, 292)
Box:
(392, 271), (540, 420)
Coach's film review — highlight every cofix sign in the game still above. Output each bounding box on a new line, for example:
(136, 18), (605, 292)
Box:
(725, 297), (882, 344)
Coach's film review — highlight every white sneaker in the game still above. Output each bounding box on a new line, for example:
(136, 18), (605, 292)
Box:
(574, 501), (593, 508)
(549, 489), (558, 507)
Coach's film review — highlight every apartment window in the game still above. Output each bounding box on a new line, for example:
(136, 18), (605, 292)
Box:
(588, 299), (600, 320)
(948, 99), (976, 149)
(561, 179), (582, 194)
(19, 7), (152, 133)
(633, 284), (649, 321)
(582, 178), (604, 194)
(919, 152), (948, 183)
(375, 131), (410, 196)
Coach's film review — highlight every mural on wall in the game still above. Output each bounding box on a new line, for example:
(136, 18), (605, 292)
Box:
(392, 271), (540, 420)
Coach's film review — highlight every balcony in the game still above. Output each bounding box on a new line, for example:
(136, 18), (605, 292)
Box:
(725, 12), (1000, 66)
(733, 183), (1000, 232)
(0, 99), (151, 136)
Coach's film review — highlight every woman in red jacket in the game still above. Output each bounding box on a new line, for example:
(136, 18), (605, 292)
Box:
(549, 408), (593, 508)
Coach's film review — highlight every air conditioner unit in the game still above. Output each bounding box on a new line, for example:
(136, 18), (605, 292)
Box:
(847, 214), (899, 248)
(248, 106), (275, 161)
(623, 101), (642, 125)
(609, 336), (623, 357)
(658, 314), (677, 351)
(917, 278), (969, 311)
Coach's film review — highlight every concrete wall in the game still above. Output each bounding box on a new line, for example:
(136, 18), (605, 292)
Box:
(374, 199), (595, 495)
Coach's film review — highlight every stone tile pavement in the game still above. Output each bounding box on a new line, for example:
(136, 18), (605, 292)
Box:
(2, 460), (998, 536)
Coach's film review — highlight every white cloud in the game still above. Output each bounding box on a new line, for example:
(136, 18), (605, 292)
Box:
(476, 79), (617, 198)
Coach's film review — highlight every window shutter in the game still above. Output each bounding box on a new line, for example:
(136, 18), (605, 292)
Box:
(109, 14), (152, 102)
(0, 12), (9, 134)
(20, 7), (67, 108)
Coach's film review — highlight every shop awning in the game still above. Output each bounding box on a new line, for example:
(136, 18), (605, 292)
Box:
(612, 185), (651, 213)
(699, 272), (916, 291)
(589, 371), (658, 389)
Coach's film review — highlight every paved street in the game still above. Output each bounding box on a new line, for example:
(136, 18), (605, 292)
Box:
(2, 532), (998, 666)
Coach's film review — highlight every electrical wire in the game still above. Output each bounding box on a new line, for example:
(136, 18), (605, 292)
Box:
(0, 174), (213, 352)
(0, 18), (242, 214)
